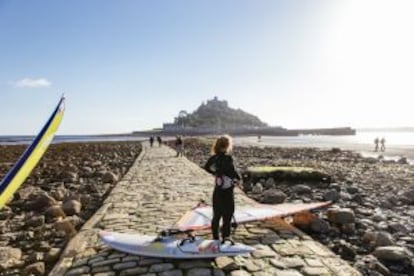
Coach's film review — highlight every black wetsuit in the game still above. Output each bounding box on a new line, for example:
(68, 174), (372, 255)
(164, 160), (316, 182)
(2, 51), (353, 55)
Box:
(204, 152), (241, 240)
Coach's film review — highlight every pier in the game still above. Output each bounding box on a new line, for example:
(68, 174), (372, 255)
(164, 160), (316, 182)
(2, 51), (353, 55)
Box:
(51, 143), (361, 276)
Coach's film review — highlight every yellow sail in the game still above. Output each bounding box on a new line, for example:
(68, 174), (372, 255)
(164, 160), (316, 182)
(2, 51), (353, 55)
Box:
(0, 96), (65, 209)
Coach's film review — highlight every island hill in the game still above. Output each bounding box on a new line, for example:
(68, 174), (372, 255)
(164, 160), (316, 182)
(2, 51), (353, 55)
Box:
(135, 97), (355, 136)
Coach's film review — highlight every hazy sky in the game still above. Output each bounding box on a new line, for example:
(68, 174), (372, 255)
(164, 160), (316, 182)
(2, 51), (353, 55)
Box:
(1, 0), (413, 135)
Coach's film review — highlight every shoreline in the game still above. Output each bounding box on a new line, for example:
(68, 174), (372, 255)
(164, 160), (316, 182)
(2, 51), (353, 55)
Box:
(233, 136), (414, 164)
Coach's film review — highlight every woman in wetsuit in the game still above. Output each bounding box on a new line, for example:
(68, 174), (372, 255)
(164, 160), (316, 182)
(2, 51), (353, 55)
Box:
(204, 135), (241, 242)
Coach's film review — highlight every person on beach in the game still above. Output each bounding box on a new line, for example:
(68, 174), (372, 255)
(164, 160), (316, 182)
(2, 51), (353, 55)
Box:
(175, 136), (184, 157)
(374, 137), (379, 152)
(157, 136), (162, 147)
(204, 135), (241, 243)
(380, 137), (386, 152)
(149, 136), (154, 147)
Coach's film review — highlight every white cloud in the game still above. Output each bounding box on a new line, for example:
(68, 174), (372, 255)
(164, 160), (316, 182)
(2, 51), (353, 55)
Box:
(14, 78), (52, 88)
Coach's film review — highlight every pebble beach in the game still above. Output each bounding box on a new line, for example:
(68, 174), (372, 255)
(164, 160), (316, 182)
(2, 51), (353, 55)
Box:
(0, 142), (142, 275)
(181, 137), (414, 275)
(0, 137), (413, 275)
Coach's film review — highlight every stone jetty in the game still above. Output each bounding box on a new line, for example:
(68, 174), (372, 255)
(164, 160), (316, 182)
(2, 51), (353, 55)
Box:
(50, 143), (360, 276)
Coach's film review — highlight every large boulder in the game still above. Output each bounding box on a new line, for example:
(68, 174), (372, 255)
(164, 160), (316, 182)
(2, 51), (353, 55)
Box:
(327, 208), (355, 224)
(0, 247), (22, 272)
(45, 205), (66, 221)
(373, 246), (413, 262)
(62, 200), (81, 216)
(323, 189), (340, 202)
(29, 193), (57, 211)
(400, 188), (414, 205)
(102, 171), (118, 183)
(261, 189), (287, 204)
(375, 232), (395, 247)
(54, 218), (77, 238)
(291, 184), (312, 195)
(22, 262), (45, 276)
(25, 215), (45, 228)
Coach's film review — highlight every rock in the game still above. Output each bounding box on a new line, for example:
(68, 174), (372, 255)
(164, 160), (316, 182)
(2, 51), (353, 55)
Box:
(362, 231), (377, 245)
(354, 255), (391, 276)
(30, 193), (57, 211)
(375, 232), (395, 247)
(327, 208), (355, 224)
(28, 252), (44, 263)
(0, 247), (22, 271)
(388, 223), (409, 234)
(261, 189), (287, 204)
(60, 171), (78, 183)
(333, 240), (356, 261)
(252, 183), (263, 194)
(26, 215), (45, 228)
(81, 166), (94, 176)
(45, 205), (66, 220)
(62, 200), (81, 216)
(400, 188), (414, 205)
(329, 183), (341, 192)
(346, 186), (359, 194)
(0, 206), (14, 220)
(323, 189), (340, 202)
(397, 157), (408, 164)
(102, 171), (118, 183)
(310, 218), (330, 233)
(67, 215), (84, 228)
(16, 186), (42, 201)
(45, 248), (61, 263)
(263, 177), (275, 189)
(291, 184), (312, 194)
(373, 246), (413, 261)
(22, 262), (45, 276)
(341, 223), (355, 234)
(54, 218), (77, 238)
(50, 183), (66, 201)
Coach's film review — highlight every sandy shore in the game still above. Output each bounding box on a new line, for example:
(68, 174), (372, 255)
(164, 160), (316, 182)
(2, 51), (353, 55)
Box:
(233, 136), (414, 163)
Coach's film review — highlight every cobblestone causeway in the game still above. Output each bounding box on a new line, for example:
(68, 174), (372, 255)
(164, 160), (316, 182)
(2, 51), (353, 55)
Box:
(50, 143), (361, 276)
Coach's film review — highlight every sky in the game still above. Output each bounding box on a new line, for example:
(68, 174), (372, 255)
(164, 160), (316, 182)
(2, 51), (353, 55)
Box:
(1, 0), (413, 135)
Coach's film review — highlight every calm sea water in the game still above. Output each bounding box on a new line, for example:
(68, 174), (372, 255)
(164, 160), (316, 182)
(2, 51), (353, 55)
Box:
(233, 130), (414, 163)
(1, 131), (413, 162)
(0, 135), (146, 145)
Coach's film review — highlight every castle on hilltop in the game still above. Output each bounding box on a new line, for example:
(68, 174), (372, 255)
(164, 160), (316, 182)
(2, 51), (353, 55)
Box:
(133, 97), (356, 136)
(162, 96), (279, 135)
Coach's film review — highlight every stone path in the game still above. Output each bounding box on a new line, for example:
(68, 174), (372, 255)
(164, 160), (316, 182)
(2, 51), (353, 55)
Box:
(50, 143), (361, 276)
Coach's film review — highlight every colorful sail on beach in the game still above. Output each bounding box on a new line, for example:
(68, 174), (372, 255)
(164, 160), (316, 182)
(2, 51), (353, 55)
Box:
(0, 96), (65, 209)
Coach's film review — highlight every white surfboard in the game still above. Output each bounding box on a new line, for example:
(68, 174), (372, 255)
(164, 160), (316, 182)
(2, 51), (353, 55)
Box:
(99, 231), (254, 259)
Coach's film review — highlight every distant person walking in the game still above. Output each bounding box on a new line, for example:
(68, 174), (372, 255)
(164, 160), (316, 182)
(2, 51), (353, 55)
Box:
(149, 136), (154, 147)
(175, 136), (184, 157)
(157, 136), (162, 147)
(374, 137), (379, 152)
(380, 137), (386, 152)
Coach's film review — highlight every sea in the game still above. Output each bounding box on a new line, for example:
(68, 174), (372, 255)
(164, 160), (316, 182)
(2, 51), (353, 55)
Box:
(1, 130), (413, 163)
(233, 130), (414, 164)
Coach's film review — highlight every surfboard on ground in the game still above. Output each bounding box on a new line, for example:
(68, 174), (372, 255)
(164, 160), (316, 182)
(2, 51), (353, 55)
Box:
(99, 201), (331, 259)
(99, 231), (254, 259)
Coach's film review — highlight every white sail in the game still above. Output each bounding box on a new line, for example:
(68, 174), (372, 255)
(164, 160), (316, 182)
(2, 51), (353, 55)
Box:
(174, 201), (331, 231)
